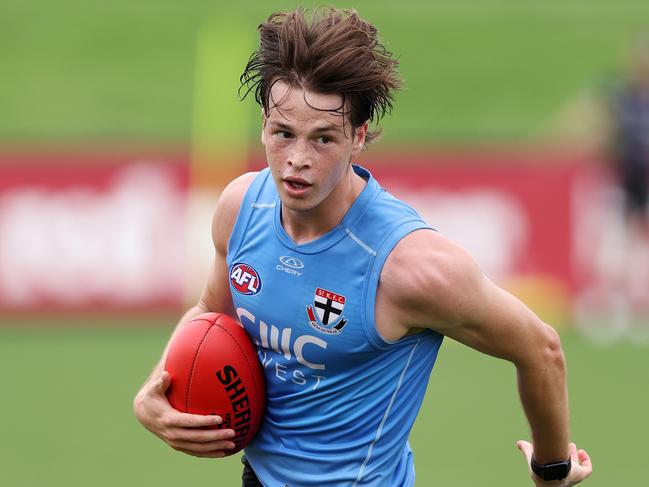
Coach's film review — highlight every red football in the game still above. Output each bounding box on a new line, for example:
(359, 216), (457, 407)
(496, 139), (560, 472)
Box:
(164, 312), (265, 453)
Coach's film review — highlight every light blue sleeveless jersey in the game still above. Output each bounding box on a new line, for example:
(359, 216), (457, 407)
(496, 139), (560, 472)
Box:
(227, 165), (443, 486)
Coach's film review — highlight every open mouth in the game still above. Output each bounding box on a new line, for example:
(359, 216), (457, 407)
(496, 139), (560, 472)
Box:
(283, 178), (311, 192)
(287, 180), (309, 190)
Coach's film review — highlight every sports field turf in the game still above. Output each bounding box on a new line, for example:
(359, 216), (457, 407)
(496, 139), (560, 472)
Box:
(2, 0), (649, 143)
(0, 317), (645, 486)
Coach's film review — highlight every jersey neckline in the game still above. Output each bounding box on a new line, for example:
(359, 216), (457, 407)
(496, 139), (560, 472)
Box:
(273, 164), (381, 254)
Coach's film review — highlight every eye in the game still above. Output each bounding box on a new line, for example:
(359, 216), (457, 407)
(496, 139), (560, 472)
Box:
(275, 131), (293, 139)
(316, 136), (331, 144)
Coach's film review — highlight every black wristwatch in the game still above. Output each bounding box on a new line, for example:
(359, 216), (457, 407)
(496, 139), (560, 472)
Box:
(531, 456), (572, 481)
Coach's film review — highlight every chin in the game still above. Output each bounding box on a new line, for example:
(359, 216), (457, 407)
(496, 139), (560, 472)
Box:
(281, 198), (315, 213)
(279, 193), (319, 213)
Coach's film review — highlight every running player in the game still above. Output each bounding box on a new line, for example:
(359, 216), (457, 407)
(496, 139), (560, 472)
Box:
(134, 8), (592, 486)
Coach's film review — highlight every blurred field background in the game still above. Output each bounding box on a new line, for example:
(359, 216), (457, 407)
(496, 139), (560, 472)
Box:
(1, 1), (649, 486)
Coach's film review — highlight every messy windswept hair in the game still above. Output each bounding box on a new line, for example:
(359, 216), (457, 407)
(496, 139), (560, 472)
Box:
(239, 7), (402, 145)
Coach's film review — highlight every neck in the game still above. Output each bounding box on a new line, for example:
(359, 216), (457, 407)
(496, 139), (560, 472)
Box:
(282, 166), (366, 244)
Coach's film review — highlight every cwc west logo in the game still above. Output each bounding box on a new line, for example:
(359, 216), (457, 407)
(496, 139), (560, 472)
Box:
(230, 263), (262, 295)
(306, 287), (348, 335)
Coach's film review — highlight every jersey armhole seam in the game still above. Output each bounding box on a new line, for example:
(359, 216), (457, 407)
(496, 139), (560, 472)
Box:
(227, 170), (269, 265)
(361, 220), (434, 351)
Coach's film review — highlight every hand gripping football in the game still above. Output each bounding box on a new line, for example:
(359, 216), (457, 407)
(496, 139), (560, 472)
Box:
(164, 312), (265, 453)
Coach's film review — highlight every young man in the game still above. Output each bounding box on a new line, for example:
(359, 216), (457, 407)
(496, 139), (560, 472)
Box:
(134, 8), (592, 486)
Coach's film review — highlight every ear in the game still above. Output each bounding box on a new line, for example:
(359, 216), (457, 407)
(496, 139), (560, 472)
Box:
(351, 122), (368, 156)
(260, 108), (267, 145)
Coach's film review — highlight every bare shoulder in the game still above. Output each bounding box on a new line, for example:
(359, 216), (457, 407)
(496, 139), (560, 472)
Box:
(377, 229), (484, 336)
(211, 172), (259, 254)
(379, 229), (558, 363)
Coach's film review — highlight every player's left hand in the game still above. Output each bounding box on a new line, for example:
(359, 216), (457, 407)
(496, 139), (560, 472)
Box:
(517, 440), (592, 486)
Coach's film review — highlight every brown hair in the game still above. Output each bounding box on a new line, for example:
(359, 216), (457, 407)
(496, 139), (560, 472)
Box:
(239, 7), (402, 145)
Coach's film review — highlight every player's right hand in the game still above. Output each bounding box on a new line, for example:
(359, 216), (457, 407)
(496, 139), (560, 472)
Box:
(517, 440), (593, 486)
(133, 371), (237, 458)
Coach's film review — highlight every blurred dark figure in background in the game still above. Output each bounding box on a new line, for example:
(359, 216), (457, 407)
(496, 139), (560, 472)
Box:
(604, 36), (649, 319)
(551, 36), (649, 340)
(609, 36), (649, 231)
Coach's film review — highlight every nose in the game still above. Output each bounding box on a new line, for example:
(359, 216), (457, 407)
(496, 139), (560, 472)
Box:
(287, 138), (312, 170)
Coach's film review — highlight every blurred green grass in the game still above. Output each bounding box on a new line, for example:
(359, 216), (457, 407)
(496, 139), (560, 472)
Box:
(1, 0), (649, 143)
(0, 319), (645, 486)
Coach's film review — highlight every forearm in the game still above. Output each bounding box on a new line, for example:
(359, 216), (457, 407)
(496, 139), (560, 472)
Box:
(516, 326), (570, 464)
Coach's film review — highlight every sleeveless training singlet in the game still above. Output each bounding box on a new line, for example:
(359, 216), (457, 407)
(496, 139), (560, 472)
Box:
(227, 165), (443, 486)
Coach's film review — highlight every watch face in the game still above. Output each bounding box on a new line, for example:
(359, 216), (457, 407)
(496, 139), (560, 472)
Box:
(543, 462), (571, 481)
(532, 459), (572, 481)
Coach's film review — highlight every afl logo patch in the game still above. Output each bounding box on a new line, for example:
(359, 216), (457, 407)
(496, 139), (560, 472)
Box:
(230, 263), (262, 295)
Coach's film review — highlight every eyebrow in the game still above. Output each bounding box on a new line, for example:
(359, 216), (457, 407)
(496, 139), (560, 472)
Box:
(269, 121), (342, 134)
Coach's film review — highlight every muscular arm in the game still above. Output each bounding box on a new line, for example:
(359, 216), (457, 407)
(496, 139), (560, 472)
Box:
(133, 172), (257, 457)
(376, 229), (591, 485)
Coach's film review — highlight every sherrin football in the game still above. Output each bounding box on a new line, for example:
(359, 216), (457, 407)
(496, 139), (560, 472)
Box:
(164, 312), (265, 453)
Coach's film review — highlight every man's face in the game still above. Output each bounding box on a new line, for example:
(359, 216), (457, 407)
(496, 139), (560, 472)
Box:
(261, 80), (367, 214)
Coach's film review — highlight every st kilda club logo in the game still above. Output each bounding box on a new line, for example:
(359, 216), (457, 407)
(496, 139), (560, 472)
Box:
(306, 287), (348, 335)
(230, 263), (262, 295)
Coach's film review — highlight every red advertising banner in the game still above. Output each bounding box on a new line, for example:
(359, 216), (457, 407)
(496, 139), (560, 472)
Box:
(0, 150), (189, 311)
(3, 148), (645, 324)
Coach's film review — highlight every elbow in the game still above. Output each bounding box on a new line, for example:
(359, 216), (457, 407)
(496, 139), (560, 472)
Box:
(540, 323), (566, 373)
(517, 322), (566, 373)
